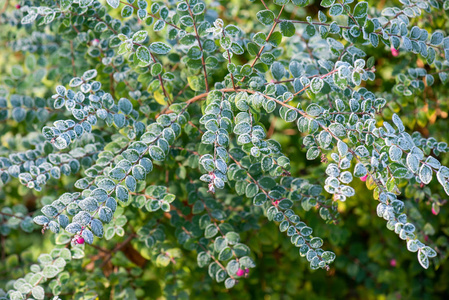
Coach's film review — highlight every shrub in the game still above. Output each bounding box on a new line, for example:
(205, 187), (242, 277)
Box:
(0, 0), (448, 299)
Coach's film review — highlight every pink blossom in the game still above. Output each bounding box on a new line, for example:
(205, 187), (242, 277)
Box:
(245, 268), (249, 274)
(16, 4), (21, 9)
(432, 207), (438, 215)
(390, 259), (396, 267)
(391, 46), (399, 57)
(236, 268), (245, 276)
(76, 237), (85, 244)
(360, 174), (368, 182)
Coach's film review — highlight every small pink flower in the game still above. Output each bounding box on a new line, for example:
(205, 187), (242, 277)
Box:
(432, 207), (438, 215)
(360, 174), (368, 182)
(424, 235), (429, 242)
(272, 200), (279, 206)
(245, 268), (249, 274)
(76, 237), (85, 244)
(391, 46), (399, 57)
(236, 268), (245, 276)
(91, 39), (100, 46)
(390, 259), (396, 267)
(16, 4), (21, 9)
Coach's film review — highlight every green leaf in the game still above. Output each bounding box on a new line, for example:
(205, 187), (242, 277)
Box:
(197, 252), (211, 267)
(306, 147), (320, 160)
(32, 286), (45, 300)
(106, 0), (119, 9)
(205, 224), (218, 238)
(256, 10), (275, 26)
(271, 62), (285, 81)
(121, 5), (133, 18)
(329, 4), (343, 16)
(280, 21), (295, 37)
(43, 265), (60, 278)
(353, 1), (368, 18)
(218, 247), (233, 261)
(419, 165), (432, 184)
(430, 32), (444, 46)
(149, 146), (165, 161)
(132, 30), (148, 43)
(310, 77), (324, 93)
(354, 163), (367, 177)
(418, 249), (429, 269)
(150, 42), (172, 54)
(136, 46), (151, 65)
(320, 0), (336, 8)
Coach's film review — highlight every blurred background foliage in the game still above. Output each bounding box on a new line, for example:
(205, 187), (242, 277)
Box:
(0, 0), (448, 299)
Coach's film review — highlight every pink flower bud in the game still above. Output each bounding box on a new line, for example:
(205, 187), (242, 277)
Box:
(432, 207), (438, 215)
(16, 4), (21, 9)
(390, 259), (396, 267)
(245, 268), (249, 274)
(236, 268), (245, 276)
(360, 174), (368, 182)
(424, 235), (429, 242)
(76, 237), (85, 244)
(391, 46), (399, 57)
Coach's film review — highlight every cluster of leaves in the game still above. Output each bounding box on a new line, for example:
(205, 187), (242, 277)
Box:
(0, 0), (448, 299)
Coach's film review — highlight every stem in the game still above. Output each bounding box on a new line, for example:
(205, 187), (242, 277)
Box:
(241, 5), (285, 82)
(185, 0), (209, 92)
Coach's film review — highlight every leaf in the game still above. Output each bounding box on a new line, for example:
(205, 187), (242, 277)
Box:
(329, 123), (346, 137)
(150, 42), (172, 54)
(306, 104), (322, 117)
(225, 278), (236, 289)
(320, 0), (336, 8)
(32, 286), (45, 300)
(197, 252), (211, 267)
(280, 21), (295, 37)
(205, 224), (218, 238)
(389, 145), (402, 162)
(392, 114), (405, 132)
(106, 0), (120, 8)
(329, 4), (343, 16)
(60, 0), (74, 11)
(353, 1), (368, 18)
(430, 32), (444, 46)
(393, 168), (408, 178)
(419, 165), (432, 184)
(354, 163), (367, 177)
(271, 62), (285, 81)
(149, 146), (165, 161)
(121, 5), (133, 18)
(310, 77), (324, 93)
(218, 247), (233, 261)
(256, 10), (275, 26)
(418, 249), (429, 269)
(43, 265), (60, 278)
(136, 46), (151, 65)
(306, 147), (320, 160)
(90, 219), (104, 237)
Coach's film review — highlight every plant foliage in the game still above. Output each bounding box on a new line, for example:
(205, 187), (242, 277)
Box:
(0, 0), (449, 298)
